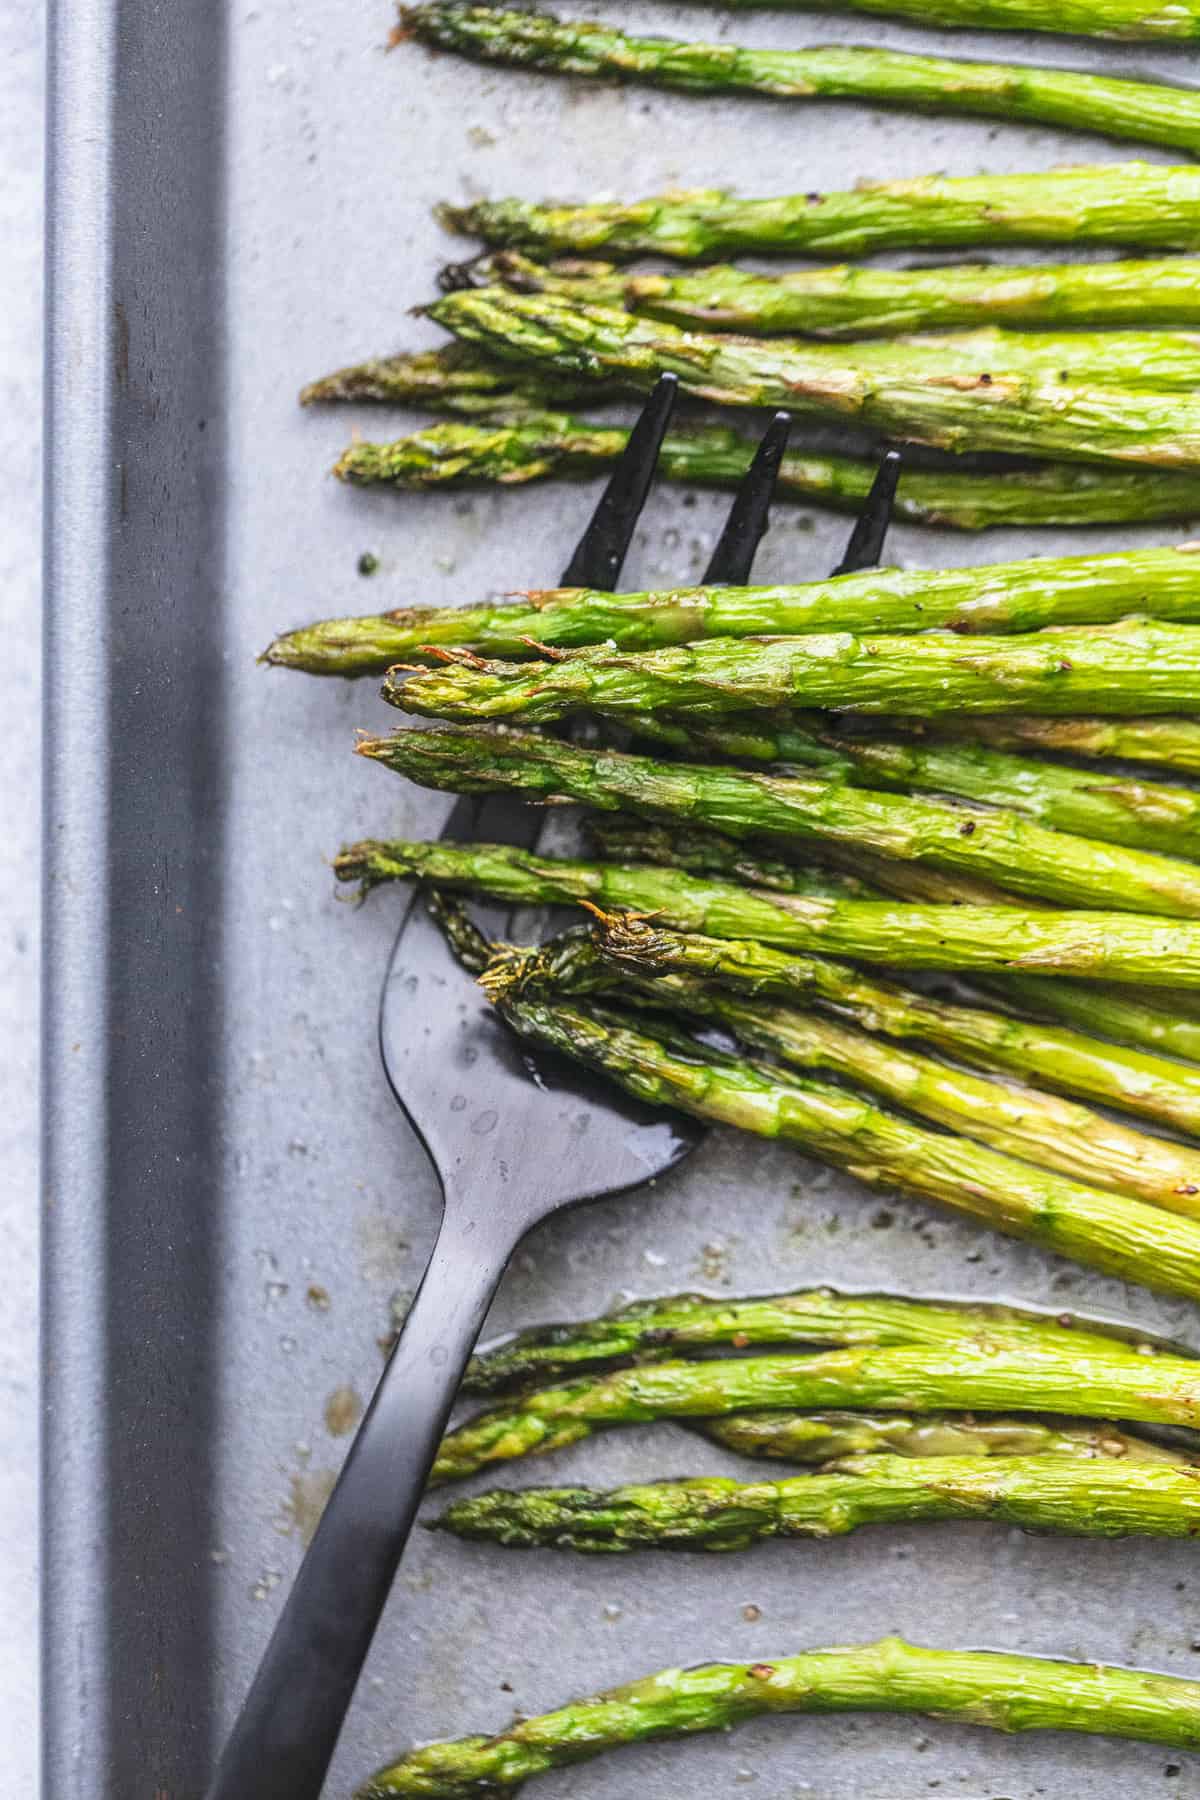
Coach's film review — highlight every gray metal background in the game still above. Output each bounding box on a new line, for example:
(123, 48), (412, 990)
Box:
(42, 0), (1200, 1795)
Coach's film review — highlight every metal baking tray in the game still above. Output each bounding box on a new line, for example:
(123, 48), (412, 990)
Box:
(43, 1), (1200, 1793)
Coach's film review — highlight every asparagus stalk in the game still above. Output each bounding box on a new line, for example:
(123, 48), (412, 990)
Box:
(392, 618), (1200, 728)
(680, 0), (1200, 39)
(979, 973), (1200, 1064)
(442, 162), (1200, 262)
(467, 246), (1200, 338)
(465, 1287), (1151, 1395)
(335, 832), (1200, 985)
(504, 938), (1200, 1214)
(627, 257), (1200, 338)
(699, 1409), (1191, 1464)
(429, 289), (1200, 469)
(586, 917), (1200, 1138)
(631, 713), (1200, 863)
(434, 1453), (1200, 1550)
(360, 1638), (1200, 1795)
(484, 992), (1200, 1312)
(298, 339), (611, 413)
(583, 815), (1026, 907)
(334, 413), (1200, 530)
(262, 542), (1200, 674)
(363, 725), (1200, 919)
(930, 713), (1200, 777)
(404, 6), (1200, 158)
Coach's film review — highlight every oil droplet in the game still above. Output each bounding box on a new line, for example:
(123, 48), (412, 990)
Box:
(281, 1471), (337, 1548)
(324, 1386), (363, 1437)
(279, 1334), (297, 1354)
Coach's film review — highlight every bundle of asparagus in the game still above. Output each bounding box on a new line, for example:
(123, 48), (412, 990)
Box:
(359, 1638), (1200, 1796)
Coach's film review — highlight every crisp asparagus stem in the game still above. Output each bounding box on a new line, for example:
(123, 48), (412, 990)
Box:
(501, 935), (1200, 1214)
(626, 257), (1200, 338)
(698, 1409), (1191, 1464)
(434, 1453), (1200, 1551)
(469, 246), (1200, 338)
(363, 725), (1200, 919)
(298, 339), (612, 413)
(333, 412), (1200, 529)
(465, 1287), (1152, 1394)
(262, 542), (1200, 674)
(666, 0), (1200, 38)
(583, 815), (1026, 908)
(336, 831), (1200, 985)
(404, 6), (1200, 156)
(429, 289), (1200, 469)
(583, 917), (1200, 1138)
(361, 1637), (1200, 1795)
(392, 617), (1200, 728)
(629, 713), (1200, 863)
(978, 973), (1200, 1064)
(441, 163), (1200, 261)
(929, 713), (1200, 777)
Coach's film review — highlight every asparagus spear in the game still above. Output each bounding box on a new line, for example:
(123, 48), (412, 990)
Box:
(699, 1409), (1191, 1463)
(262, 542), (1200, 674)
(334, 413), (1200, 530)
(930, 713), (1200, 777)
(585, 917), (1200, 1137)
(627, 257), (1200, 338)
(404, 6), (1200, 158)
(298, 339), (611, 413)
(360, 1637), (1200, 1795)
(502, 937), (1200, 1213)
(393, 618), (1200, 728)
(335, 832), (1200, 985)
(467, 246), (1200, 338)
(430, 289), (1200, 469)
(363, 725), (1200, 919)
(437, 1329), (1200, 1486)
(630, 713), (1200, 863)
(465, 1287), (1152, 1394)
(671, 0), (1200, 39)
(584, 815), (1027, 907)
(484, 991), (1200, 1311)
(978, 973), (1200, 1064)
(442, 163), (1200, 261)
(435, 1453), (1200, 1550)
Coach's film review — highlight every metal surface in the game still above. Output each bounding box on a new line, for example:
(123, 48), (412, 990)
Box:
(43, 1), (1200, 1796)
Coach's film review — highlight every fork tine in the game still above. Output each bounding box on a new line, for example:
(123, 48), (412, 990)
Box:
(702, 410), (791, 587)
(829, 447), (902, 578)
(558, 374), (679, 589)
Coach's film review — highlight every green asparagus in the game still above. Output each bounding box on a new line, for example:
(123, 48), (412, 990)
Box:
(333, 413), (1200, 529)
(977, 973), (1200, 1063)
(480, 992), (1200, 1311)
(626, 256), (1200, 338)
(336, 831), (1200, 984)
(499, 935), (1200, 1212)
(363, 725), (1200, 918)
(686, 0), (1200, 38)
(929, 712), (1200, 777)
(404, 7), (1200, 157)
(582, 916), (1200, 1137)
(360, 1637), (1200, 1795)
(392, 618), (1200, 727)
(629, 714), (1200, 863)
(429, 289), (1200, 469)
(441, 163), (1200, 261)
(434, 1453), (1200, 1550)
(298, 339), (610, 413)
(262, 542), (1200, 674)
(465, 1287), (1153, 1394)
(698, 1409), (1191, 1463)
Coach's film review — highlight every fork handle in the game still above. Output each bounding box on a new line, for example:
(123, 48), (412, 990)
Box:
(205, 1205), (513, 1800)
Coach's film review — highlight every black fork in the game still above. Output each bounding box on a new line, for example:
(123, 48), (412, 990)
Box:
(205, 392), (901, 1800)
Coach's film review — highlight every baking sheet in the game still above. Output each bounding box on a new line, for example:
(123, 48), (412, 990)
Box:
(44, 1), (1200, 1794)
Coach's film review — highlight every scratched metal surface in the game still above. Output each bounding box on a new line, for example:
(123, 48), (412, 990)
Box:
(43, 0), (1200, 1795)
